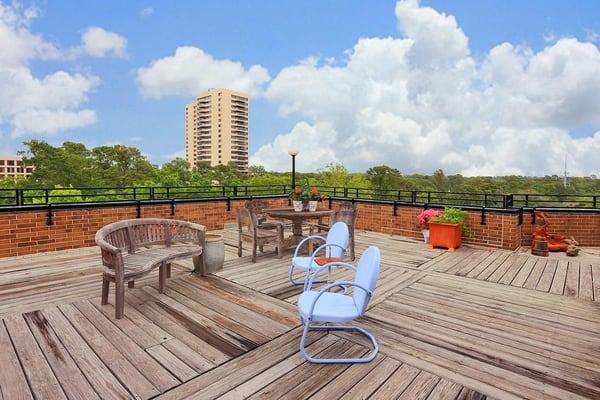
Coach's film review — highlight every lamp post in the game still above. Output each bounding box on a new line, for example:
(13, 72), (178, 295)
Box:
(288, 149), (299, 189)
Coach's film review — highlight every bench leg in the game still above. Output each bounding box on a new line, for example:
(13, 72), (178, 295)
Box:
(128, 281), (135, 288)
(115, 278), (125, 319)
(159, 263), (167, 293)
(101, 276), (110, 305)
(166, 263), (171, 278)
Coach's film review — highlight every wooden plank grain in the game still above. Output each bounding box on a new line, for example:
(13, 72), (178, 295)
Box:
(0, 320), (33, 400)
(2, 315), (66, 400)
(41, 307), (139, 400)
(579, 264), (594, 301)
(60, 302), (173, 396)
(23, 310), (101, 400)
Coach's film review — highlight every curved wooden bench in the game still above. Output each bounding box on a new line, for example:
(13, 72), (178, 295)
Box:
(95, 218), (206, 319)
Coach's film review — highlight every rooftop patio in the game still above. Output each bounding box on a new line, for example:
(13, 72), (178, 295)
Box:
(1, 227), (599, 400)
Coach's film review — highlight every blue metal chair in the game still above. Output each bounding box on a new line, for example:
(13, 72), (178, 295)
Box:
(288, 222), (349, 286)
(297, 246), (381, 363)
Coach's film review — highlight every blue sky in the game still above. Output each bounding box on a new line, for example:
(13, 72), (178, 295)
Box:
(2, 0), (600, 175)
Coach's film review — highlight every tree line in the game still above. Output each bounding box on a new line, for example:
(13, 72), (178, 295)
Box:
(2, 140), (599, 197)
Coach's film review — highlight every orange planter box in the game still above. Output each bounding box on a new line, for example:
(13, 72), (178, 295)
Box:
(428, 222), (462, 252)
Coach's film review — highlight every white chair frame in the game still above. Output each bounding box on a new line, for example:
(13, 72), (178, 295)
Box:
(299, 261), (379, 364)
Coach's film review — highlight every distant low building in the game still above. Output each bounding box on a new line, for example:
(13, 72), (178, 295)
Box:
(185, 88), (249, 172)
(0, 156), (33, 178)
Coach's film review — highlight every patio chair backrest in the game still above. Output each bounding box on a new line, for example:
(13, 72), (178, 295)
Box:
(353, 246), (380, 315)
(237, 208), (259, 232)
(333, 203), (357, 229)
(325, 222), (349, 258)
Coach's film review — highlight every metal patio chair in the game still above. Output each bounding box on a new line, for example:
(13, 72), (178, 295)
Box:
(288, 221), (349, 286)
(297, 246), (381, 363)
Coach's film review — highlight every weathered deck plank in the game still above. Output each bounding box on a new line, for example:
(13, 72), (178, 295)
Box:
(0, 228), (599, 399)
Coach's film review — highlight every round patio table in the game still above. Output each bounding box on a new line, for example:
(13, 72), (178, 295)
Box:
(264, 207), (334, 249)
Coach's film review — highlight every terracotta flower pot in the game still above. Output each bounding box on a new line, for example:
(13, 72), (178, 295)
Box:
(428, 222), (462, 252)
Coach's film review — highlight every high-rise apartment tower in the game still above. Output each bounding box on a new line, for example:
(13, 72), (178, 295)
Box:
(185, 88), (249, 171)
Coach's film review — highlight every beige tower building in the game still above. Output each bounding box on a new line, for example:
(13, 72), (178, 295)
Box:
(185, 88), (249, 171)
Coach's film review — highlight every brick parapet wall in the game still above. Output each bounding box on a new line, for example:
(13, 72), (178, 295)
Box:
(331, 201), (522, 250)
(1, 198), (598, 258)
(519, 212), (600, 247)
(0, 198), (289, 258)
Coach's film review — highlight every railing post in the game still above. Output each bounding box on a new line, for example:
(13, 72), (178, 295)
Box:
(133, 187), (137, 200)
(343, 187), (348, 198)
(484, 194), (488, 207)
(15, 189), (21, 206)
(46, 204), (53, 225)
(397, 190), (402, 201)
(411, 191), (417, 203)
(150, 187), (155, 201)
(355, 188), (359, 198)
(222, 186), (226, 197)
(506, 194), (514, 208)
(525, 194), (529, 207)
(45, 189), (49, 204)
(166, 187), (170, 199)
(427, 192), (431, 203)
(233, 186), (238, 197)
(593, 195), (597, 208)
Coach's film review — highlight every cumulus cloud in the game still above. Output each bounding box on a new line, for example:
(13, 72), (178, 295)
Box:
(80, 26), (127, 58)
(11, 109), (97, 137)
(252, 0), (600, 176)
(0, 2), (98, 140)
(136, 46), (270, 98)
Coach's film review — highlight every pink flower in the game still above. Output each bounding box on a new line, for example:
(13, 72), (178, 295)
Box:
(417, 209), (441, 228)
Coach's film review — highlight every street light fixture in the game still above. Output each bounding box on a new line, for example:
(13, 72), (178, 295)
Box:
(288, 149), (299, 189)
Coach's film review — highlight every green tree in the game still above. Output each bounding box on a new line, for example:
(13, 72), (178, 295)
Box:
(20, 140), (92, 187)
(365, 165), (403, 190)
(432, 169), (450, 191)
(154, 158), (193, 186)
(90, 145), (156, 186)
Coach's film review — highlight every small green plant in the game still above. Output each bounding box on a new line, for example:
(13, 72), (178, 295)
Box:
(433, 207), (469, 235)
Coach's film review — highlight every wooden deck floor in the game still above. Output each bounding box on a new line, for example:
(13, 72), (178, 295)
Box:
(1, 228), (599, 399)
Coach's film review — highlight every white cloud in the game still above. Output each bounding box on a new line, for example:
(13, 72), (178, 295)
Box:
(11, 109), (97, 137)
(0, 2), (99, 140)
(136, 46), (270, 98)
(140, 7), (154, 17)
(252, 0), (600, 176)
(80, 26), (127, 58)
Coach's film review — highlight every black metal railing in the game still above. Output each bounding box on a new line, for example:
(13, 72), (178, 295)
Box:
(0, 185), (598, 211)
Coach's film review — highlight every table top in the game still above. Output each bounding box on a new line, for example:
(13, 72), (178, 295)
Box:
(264, 207), (333, 219)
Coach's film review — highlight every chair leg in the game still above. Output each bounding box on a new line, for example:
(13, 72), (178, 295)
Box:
(128, 281), (135, 288)
(238, 236), (242, 257)
(115, 278), (125, 319)
(259, 244), (264, 253)
(101, 276), (110, 305)
(350, 235), (356, 261)
(166, 263), (171, 278)
(252, 242), (257, 263)
(300, 321), (378, 363)
(159, 263), (167, 293)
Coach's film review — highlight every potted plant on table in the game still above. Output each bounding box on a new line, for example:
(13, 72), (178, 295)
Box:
(290, 185), (308, 212)
(308, 187), (323, 212)
(417, 209), (441, 243)
(428, 207), (468, 252)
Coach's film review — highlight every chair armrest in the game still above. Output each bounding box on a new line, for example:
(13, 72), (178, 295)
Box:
(294, 235), (326, 258)
(304, 261), (356, 291)
(305, 281), (372, 321)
